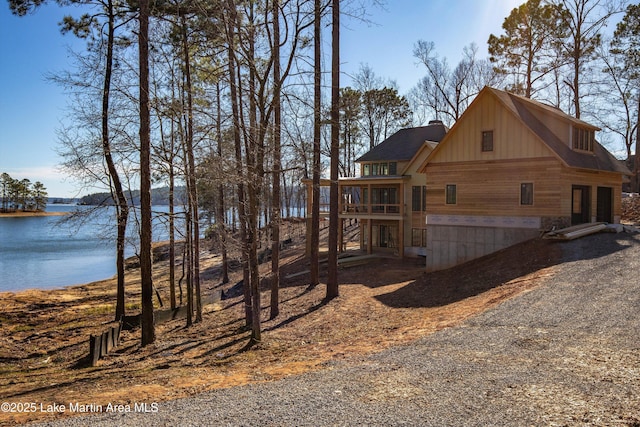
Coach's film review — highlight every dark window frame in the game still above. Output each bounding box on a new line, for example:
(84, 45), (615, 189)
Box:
(520, 182), (534, 206)
(572, 127), (594, 152)
(446, 184), (457, 205)
(412, 186), (421, 212)
(482, 130), (494, 152)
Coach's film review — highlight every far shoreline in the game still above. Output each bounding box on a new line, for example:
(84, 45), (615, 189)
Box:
(0, 211), (70, 218)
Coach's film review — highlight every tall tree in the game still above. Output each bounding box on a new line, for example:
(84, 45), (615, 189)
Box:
(270, 0), (282, 320)
(8, 0), (133, 323)
(339, 87), (362, 176)
(361, 87), (411, 149)
(326, 0), (339, 299)
(179, 12), (202, 324)
(32, 181), (48, 211)
(138, 0), (155, 346)
(413, 42), (496, 125)
(553, 0), (623, 118)
(1, 173), (13, 212)
(611, 2), (640, 191)
(17, 179), (31, 210)
(215, 82), (230, 285)
(488, 0), (568, 98)
(224, 0), (252, 328)
(310, 0), (322, 288)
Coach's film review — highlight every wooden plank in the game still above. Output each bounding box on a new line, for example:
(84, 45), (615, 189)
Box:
(285, 270), (310, 279)
(113, 322), (121, 347)
(544, 223), (606, 240)
(105, 328), (113, 354)
(337, 254), (379, 267)
(89, 335), (100, 367)
(100, 332), (108, 357)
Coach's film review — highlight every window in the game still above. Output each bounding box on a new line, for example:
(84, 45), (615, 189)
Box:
(371, 187), (398, 212)
(412, 186), (427, 211)
(411, 228), (427, 247)
(446, 184), (457, 204)
(520, 183), (533, 205)
(573, 127), (594, 152)
(363, 161), (397, 176)
(412, 186), (421, 212)
(482, 130), (494, 152)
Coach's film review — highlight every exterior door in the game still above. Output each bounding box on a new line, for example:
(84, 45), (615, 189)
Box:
(379, 225), (389, 247)
(571, 185), (591, 225)
(596, 186), (613, 223)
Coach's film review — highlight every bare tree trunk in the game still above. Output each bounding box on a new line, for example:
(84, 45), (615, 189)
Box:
(310, 0), (322, 288)
(636, 95), (640, 192)
(138, 0), (155, 346)
(326, 0), (340, 299)
(181, 16), (202, 323)
(270, 0), (281, 320)
(169, 161), (176, 308)
(246, 2), (262, 343)
(99, 0), (130, 322)
(185, 197), (193, 326)
(216, 82), (229, 284)
(225, 0), (251, 326)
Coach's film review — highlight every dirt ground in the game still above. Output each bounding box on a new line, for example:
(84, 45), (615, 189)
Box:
(1, 221), (562, 426)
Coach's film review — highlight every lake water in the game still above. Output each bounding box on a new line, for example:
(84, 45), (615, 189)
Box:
(0, 205), (173, 293)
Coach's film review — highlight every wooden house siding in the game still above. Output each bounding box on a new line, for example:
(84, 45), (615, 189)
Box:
(421, 86), (629, 272)
(559, 168), (623, 222)
(425, 158), (623, 224)
(425, 157), (564, 218)
(430, 93), (552, 163)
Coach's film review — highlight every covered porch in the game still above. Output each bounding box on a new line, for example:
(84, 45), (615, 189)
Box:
(302, 176), (408, 257)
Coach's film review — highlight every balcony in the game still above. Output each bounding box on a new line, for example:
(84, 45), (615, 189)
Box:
(341, 202), (402, 217)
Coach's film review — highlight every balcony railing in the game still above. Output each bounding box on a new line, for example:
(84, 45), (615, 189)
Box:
(341, 203), (401, 215)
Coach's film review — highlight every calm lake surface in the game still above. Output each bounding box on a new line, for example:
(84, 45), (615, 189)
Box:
(0, 205), (172, 293)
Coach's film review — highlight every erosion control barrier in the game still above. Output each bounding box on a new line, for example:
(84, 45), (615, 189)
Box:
(89, 321), (122, 366)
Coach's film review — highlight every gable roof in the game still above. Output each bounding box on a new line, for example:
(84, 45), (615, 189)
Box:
(421, 86), (631, 176)
(356, 122), (447, 163)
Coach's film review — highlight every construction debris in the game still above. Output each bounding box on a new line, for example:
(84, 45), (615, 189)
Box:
(544, 223), (607, 241)
(622, 194), (640, 224)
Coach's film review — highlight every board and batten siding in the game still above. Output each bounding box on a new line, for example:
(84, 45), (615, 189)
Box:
(431, 92), (552, 163)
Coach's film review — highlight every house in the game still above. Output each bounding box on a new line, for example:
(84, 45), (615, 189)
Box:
(303, 120), (448, 257)
(418, 86), (632, 272)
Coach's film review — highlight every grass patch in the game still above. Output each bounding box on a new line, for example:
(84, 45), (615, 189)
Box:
(83, 302), (141, 316)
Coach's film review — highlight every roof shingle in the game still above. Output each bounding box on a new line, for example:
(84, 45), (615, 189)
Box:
(488, 87), (631, 175)
(356, 122), (447, 163)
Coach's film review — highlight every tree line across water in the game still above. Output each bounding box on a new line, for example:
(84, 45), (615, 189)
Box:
(0, 172), (48, 213)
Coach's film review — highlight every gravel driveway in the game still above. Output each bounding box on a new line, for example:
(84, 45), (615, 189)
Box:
(32, 232), (640, 427)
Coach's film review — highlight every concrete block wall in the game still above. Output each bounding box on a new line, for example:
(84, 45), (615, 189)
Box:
(426, 224), (539, 272)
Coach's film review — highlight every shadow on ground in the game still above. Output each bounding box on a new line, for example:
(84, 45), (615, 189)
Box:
(374, 233), (636, 309)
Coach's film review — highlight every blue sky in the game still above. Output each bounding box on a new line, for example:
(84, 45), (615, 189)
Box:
(0, 0), (522, 198)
